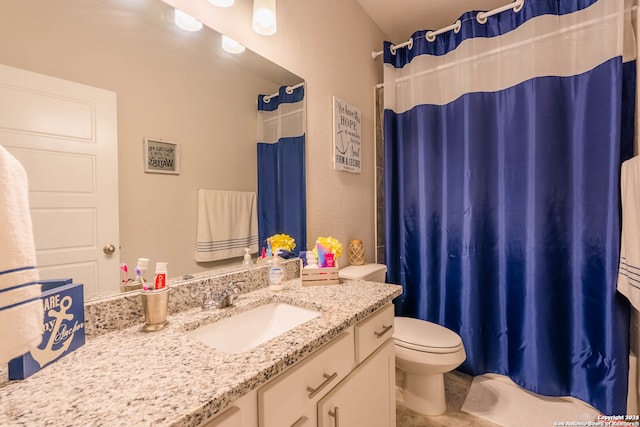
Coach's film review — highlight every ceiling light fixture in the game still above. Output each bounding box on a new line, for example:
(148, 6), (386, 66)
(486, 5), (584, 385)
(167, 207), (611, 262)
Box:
(208, 0), (235, 7)
(252, 0), (277, 36)
(222, 35), (246, 54)
(174, 9), (203, 32)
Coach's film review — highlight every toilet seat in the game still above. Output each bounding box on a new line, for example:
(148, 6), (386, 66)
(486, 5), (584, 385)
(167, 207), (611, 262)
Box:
(394, 317), (463, 354)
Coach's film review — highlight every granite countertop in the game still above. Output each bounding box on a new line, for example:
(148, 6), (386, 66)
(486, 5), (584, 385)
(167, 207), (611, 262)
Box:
(0, 279), (402, 426)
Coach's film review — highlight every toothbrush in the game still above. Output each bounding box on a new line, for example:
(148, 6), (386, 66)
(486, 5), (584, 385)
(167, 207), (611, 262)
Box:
(136, 266), (147, 290)
(120, 262), (129, 283)
(136, 258), (150, 290)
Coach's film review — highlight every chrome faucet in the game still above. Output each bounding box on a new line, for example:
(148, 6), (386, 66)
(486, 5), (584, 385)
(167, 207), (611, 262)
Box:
(194, 281), (244, 310)
(216, 281), (242, 308)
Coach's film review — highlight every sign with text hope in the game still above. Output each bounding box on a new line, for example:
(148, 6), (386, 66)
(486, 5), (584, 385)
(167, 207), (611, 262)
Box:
(333, 97), (362, 174)
(8, 279), (85, 380)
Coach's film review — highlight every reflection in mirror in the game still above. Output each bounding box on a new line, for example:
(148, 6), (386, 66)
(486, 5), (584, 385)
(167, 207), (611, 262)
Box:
(0, 0), (304, 300)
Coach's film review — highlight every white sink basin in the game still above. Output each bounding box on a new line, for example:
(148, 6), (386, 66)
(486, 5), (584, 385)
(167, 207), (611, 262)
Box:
(187, 302), (321, 354)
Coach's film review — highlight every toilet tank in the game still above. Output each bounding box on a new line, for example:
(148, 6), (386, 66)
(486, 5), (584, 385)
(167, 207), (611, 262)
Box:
(338, 264), (387, 282)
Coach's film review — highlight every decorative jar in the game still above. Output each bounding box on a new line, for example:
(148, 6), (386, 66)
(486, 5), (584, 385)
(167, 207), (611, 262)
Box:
(348, 239), (365, 265)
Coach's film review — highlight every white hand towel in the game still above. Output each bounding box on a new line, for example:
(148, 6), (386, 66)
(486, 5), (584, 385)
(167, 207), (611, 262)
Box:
(618, 156), (640, 311)
(0, 288), (43, 363)
(194, 189), (259, 262)
(0, 145), (44, 364)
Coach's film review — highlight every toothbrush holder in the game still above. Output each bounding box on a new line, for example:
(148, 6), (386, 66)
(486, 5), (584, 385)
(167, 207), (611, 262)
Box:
(140, 287), (171, 332)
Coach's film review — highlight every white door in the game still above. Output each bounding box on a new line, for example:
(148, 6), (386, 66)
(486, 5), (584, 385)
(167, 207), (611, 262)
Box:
(0, 63), (119, 298)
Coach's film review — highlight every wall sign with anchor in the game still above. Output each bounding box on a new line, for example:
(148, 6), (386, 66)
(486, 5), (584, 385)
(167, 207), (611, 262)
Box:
(332, 97), (361, 174)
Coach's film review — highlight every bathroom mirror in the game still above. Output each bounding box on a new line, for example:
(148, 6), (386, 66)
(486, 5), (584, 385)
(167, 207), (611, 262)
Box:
(0, 0), (304, 300)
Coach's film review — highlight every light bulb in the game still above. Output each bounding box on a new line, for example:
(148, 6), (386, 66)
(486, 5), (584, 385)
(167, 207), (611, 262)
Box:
(222, 35), (246, 54)
(252, 0), (277, 35)
(174, 9), (203, 32)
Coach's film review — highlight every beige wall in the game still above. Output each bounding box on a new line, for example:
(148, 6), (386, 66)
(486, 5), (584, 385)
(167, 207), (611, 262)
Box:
(166, 0), (387, 266)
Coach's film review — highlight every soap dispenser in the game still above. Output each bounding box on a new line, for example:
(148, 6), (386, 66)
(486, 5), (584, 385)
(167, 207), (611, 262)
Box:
(242, 248), (253, 267)
(268, 255), (285, 291)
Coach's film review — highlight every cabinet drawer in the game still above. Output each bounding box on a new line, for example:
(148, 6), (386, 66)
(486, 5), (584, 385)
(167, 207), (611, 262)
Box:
(258, 332), (354, 427)
(355, 304), (395, 363)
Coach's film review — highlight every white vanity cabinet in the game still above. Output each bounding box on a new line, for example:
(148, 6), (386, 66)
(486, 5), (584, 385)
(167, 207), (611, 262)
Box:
(259, 303), (396, 427)
(317, 303), (396, 427)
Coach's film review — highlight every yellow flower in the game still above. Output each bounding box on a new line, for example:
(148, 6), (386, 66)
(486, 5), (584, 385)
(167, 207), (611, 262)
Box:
(268, 233), (296, 251)
(313, 236), (342, 259)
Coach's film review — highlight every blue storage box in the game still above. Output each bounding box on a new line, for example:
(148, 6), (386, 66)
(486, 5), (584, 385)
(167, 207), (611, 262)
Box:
(8, 278), (85, 380)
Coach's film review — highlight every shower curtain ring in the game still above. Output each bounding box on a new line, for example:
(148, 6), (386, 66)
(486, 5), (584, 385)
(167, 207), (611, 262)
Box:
(426, 31), (436, 42)
(514, 0), (524, 12)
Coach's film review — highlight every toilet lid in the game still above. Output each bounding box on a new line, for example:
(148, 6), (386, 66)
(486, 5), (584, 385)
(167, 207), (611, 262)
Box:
(394, 317), (463, 354)
(338, 264), (387, 281)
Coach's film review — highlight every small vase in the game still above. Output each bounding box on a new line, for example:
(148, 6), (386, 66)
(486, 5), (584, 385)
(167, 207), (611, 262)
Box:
(348, 240), (365, 265)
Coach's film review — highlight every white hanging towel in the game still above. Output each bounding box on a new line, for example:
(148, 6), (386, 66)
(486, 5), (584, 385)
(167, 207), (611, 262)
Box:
(0, 145), (44, 364)
(195, 189), (259, 262)
(618, 156), (640, 311)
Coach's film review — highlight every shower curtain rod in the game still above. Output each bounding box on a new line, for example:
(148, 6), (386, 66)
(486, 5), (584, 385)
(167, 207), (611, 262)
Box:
(374, 4), (638, 90)
(371, 0), (524, 59)
(262, 82), (305, 103)
(375, 10), (622, 90)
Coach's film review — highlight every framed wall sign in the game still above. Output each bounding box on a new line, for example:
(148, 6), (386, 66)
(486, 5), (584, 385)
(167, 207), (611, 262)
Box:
(144, 138), (180, 174)
(332, 96), (361, 174)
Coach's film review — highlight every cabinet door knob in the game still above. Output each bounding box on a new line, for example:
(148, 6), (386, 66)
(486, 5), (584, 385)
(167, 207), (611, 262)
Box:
(328, 406), (340, 427)
(306, 372), (338, 399)
(374, 324), (393, 338)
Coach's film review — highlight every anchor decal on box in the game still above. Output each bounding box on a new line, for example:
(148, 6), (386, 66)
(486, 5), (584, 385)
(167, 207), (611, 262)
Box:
(8, 279), (85, 380)
(31, 295), (80, 367)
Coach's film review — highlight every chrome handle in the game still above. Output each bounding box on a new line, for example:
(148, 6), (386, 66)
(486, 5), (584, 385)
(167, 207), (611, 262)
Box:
(189, 288), (214, 309)
(328, 406), (340, 427)
(374, 324), (393, 338)
(103, 244), (116, 255)
(291, 416), (308, 427)
(306, 372), (338, 399)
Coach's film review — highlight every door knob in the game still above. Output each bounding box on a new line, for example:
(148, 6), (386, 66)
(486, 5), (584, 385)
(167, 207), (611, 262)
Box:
(103, 244), (116, 254)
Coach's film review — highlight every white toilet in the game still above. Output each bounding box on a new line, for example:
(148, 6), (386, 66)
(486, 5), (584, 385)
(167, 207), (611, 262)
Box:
(339, 263), (466, 416)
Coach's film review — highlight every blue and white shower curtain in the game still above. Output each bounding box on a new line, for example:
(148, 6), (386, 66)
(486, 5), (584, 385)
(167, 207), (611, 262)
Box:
(384, 0), (635, 415)
(256, 85), (307, 253)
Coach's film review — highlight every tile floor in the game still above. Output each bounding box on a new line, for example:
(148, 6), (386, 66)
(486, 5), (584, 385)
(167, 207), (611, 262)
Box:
(396, 370), (501, 427)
